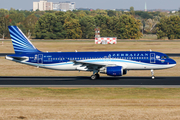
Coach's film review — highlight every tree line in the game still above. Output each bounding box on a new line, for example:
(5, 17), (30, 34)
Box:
(0, 8), (180, 39)
(35, 11), (142, 39)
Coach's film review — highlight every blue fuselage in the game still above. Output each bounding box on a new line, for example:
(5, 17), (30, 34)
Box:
(7, 51), (176, 71)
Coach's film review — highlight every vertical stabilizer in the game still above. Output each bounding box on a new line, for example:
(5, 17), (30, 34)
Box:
(8, 26), (41, 54)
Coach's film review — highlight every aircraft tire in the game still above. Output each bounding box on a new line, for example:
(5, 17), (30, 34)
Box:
(91, 75), (97, 80)
(96, 74), (100, 78)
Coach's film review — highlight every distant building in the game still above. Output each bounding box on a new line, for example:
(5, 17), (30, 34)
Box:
(145, 2), (147, 12)
(33, 0), (53, 11)
(53, 1), (76, 11)
(171, 11), (176, 13)
(53, 3), (60, 11)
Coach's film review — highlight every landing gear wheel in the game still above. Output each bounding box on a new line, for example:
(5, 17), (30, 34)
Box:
(151, 69), (155, 80)
(91, 75), (97, 80)
(95, 74), (100, 78)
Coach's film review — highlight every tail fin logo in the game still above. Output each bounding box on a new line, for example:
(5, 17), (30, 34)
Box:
(8, 26), (40, 54)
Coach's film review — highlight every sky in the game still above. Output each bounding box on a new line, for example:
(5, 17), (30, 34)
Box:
(0, 0), (179, 10)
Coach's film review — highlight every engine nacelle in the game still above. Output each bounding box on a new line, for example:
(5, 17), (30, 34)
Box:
(100, 66), (126, 76)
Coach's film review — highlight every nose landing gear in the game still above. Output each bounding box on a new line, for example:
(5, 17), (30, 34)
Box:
(151, 69), (155, 79)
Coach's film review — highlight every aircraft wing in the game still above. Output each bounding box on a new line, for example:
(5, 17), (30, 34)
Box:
(71, 60), (127, 71)
(71, 60), (106, 70)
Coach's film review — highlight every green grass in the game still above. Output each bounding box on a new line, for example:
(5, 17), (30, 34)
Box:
(1, 88), (180, 99)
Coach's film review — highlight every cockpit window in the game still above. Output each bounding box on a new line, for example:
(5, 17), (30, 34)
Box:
(161, 56), (168, 59)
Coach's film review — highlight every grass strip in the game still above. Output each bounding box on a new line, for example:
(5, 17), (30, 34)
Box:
(0, 87), (180, 99)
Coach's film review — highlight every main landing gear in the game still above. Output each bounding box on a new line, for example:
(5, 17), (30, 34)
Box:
(91, 73), (100, 80)
(90, 70), (100, 80)
(151, 69), (155, 80)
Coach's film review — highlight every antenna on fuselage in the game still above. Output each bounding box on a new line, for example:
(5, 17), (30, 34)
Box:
(150, 49), (152, 52)
(75, 50), (77, 52)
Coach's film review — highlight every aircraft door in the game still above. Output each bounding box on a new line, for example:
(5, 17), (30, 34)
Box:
(59, 56), (63, 63)
(150, 53), (155, 63)
(38, 54), (43, 64)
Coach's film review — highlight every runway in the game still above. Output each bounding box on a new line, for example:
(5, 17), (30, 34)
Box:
(1, 53), (180, 57)
(0, 53), (12, 56)
(0, 76), (180, 87)
(166, 53), (180, 57)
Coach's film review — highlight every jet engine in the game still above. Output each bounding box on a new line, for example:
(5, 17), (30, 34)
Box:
(100, 66), (127, 76)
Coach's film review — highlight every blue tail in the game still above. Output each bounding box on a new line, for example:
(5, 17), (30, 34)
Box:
(8, 26), (41, 54)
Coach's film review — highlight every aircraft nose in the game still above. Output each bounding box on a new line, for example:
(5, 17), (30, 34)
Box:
(168, 59), (176, 65)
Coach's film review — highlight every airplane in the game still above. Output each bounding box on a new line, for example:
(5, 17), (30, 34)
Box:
(6, 26), (176, 80)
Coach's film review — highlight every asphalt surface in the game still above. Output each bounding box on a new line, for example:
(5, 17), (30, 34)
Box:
(0, 53), (12, 56)
(1, 53), (180, 57)
(0, 76), (180, 87)
(166, 53), (180, 57)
